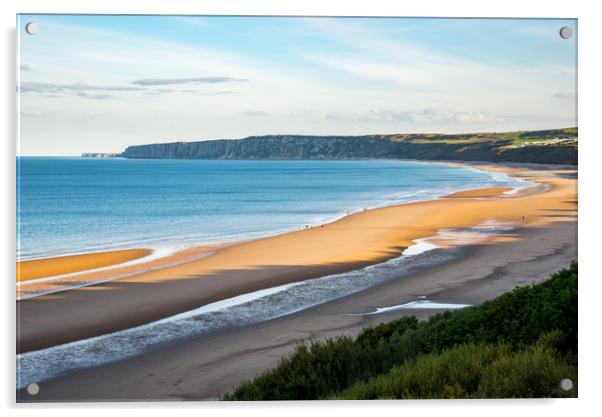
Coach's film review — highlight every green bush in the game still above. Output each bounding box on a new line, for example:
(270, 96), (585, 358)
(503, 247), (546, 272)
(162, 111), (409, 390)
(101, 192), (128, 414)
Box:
(224, 263), (577, 400)
(476, 332), (577, 398)
(333, 331), (576, 399)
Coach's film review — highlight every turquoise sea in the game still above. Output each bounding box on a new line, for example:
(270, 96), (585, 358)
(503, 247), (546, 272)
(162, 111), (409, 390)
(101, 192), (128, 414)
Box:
(17, 157), (526, 261)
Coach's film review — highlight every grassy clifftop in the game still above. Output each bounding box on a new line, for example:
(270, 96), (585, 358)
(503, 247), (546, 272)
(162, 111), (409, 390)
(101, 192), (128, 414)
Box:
(385, 127), (577, 164)
(120, 127), (577, 165)
(224, 263), (577, 400)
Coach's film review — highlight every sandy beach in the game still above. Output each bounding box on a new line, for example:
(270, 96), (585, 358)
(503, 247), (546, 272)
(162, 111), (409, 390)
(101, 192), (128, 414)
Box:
(21, 220), (576, 401)
(16, 161), (577, 401)
(17, 249), (151, 282)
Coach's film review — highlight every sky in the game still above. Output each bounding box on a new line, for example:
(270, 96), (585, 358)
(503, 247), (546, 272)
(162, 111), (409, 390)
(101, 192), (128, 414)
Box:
(17, 15), (577, 156)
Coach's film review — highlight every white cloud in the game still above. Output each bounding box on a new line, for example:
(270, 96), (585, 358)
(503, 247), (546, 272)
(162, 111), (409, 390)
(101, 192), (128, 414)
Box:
(553, 92), (576, 100)
(326, 108), (505, 125)
(243, 110), (270, 117)
(300, 18), (575, 111)
(19, 81), (143, 93)
(131, 77), (247, 86)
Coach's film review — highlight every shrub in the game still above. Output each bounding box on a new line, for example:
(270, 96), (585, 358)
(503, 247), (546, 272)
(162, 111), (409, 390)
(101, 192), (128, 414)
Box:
(333, 331), (576, 399)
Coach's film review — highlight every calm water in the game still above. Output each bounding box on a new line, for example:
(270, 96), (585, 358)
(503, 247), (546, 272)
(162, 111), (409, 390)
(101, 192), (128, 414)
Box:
(16, 157), (525, 260)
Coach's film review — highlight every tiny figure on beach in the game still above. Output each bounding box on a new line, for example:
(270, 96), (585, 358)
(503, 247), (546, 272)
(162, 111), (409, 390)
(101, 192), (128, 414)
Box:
(522, 216), (525, 220)
(321, 225), (324, 228)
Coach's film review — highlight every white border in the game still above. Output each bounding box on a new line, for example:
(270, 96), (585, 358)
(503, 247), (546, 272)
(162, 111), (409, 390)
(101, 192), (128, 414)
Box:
(2, 1), (600, 416)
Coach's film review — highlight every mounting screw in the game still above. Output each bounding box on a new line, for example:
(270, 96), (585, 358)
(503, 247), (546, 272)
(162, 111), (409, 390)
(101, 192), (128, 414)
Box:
(26, 383), (40, 395)
(559, 378), (573, 391)
(25, 22), (39, 35)
(559, 26), (572, 39)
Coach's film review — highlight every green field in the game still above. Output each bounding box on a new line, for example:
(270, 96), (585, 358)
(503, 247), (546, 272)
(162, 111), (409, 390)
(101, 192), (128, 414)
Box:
(390, 127), (578, 146)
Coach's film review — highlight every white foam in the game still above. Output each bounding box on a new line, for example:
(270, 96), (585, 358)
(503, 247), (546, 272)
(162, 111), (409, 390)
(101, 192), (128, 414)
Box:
(371, 300), (472, 314)
(502, 182), (549, 196)
(17, 246), (181, 287)
(154, 282), (303, 323)
(403, 239), (438, 256)
(17, 248), (220, 301)
(460, 164), (536, 197)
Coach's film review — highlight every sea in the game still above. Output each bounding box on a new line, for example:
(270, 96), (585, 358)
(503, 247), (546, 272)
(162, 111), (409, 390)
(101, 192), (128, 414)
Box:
(17, 157), (530, 387)
(16, 157), (527, 261)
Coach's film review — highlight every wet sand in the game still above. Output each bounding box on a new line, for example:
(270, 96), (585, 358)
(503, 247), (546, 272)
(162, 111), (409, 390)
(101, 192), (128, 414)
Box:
(16, 162), (577, 355)
(17, 244), (223, 300)
(17, 249), (151, 282)
(443, 186), (512, 198)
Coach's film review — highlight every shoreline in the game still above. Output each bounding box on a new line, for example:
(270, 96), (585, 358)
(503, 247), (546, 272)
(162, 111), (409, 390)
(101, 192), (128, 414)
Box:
(16, 244), (225, 300)
(16, 160), (531, 297)
(16, 218), (522, 389)
(19, 219), (577, 401)
(17, 249), (152, 283)
(16, 161), (577, 355)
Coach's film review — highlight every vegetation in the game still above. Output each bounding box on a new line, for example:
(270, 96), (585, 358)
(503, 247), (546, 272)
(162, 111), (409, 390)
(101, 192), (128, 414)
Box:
(392, 127), (577, 145)
(333, 332), (576, 399)
(224, 263), (577, 400)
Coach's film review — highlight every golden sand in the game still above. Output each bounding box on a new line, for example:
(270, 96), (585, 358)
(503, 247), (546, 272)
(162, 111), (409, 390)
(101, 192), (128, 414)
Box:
(18, 164), (576, 289)
(17, 249), (151, 282)
(16, 163), (577, 352)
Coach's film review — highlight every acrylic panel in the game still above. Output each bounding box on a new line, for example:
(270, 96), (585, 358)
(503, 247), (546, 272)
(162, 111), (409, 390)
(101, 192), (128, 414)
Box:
(16, 14), (578, 402)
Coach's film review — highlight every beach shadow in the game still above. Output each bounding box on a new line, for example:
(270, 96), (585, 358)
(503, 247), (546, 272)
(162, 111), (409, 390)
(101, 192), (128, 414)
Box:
(16, 258), (378, 354)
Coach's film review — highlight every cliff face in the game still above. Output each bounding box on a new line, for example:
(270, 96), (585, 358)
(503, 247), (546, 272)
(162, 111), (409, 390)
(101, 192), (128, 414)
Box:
(121, 136), (401, 160)
(120, 130), (578, 165)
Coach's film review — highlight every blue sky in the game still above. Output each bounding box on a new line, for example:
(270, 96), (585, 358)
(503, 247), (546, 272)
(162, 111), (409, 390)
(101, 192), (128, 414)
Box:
(17, 15), (577, 156)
